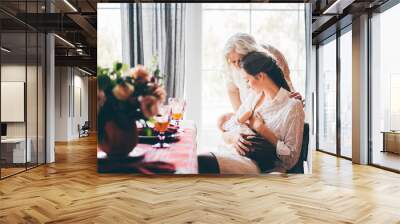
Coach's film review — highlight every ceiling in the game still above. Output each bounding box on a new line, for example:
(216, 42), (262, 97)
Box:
(0, 0), (97, 74)
(1, 0), (395, 74)
(311, 0), (390, 44)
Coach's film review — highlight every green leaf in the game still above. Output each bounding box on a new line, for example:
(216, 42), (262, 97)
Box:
(114, 62), (123, 72)
(154, 68), (160, 78)
(121, 63), (129, 73)
(98, 74), (111, 90)
(148, 117), (156, 123)
(144, 127), (153, 136)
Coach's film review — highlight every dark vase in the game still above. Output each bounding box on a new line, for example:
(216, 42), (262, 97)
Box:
(98, 119), (138, 158)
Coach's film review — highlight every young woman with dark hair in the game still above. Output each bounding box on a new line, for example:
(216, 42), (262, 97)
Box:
(222, 33), (301, 112)
(199, 51), (305, 174)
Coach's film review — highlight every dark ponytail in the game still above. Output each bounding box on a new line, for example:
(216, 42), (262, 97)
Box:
(240, 51), (290, 91)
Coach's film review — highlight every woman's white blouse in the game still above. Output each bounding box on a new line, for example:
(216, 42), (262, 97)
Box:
(251, 88), (305, 170)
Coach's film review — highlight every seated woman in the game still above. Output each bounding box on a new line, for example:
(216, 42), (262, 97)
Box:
(198, 52), (305, 174)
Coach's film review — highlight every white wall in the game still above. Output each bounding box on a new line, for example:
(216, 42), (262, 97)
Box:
(54, 67), (89, 141)
(1, 63), (46, 164)
(1, 65), (26, 141)
(55, 66), (68, 141)
(72, 73), (89, 138)
(1, 65), (35, 138)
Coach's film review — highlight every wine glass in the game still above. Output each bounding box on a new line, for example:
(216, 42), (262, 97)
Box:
(169, 98), (185, 132)
(153, 104), (171, 149)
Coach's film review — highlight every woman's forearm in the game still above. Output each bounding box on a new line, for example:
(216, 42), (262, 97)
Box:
(256, 125), (278, 146)
(227, 84), (241, 111)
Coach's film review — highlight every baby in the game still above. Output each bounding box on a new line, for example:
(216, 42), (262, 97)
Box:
(218, 92), (265, 144)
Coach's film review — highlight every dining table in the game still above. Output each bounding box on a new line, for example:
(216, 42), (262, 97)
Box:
(97, 120), (198, 174)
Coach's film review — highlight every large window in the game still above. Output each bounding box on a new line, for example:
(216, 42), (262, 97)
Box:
(317, 37), (337, 155)
(370, 3), (400, 171)
(316, 27), (352, 159)
(200, 3), (306, 149)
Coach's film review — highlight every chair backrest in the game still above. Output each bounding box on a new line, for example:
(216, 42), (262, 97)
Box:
(300, 123), (310, 162)
(287, 123), (310, 174)
(82, 121), (90, 129)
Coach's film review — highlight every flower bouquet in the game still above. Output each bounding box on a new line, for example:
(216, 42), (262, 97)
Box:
(97, 61), (166, 157)
(97, 61), (176, 173)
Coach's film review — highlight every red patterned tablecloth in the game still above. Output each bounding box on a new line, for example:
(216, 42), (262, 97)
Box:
(98, 121), (198, 174)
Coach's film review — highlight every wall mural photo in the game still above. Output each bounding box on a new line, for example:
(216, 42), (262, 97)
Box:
(97, 3), (311, 175)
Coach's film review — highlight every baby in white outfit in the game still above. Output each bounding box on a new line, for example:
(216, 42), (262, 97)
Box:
(218, 92), (263, 140)
(219, 110), (255, 137)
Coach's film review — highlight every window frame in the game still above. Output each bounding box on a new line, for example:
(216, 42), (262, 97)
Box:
(315, 24), (353, 161)
(368, 0), (400, 173)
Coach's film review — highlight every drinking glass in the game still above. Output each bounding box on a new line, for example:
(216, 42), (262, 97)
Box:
(169, 98), (186, 132)
(153, 104), (171, 149)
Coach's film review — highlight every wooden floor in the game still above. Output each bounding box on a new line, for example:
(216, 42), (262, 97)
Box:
(1, 167), (26, 178)
(1, 135), (400, 223)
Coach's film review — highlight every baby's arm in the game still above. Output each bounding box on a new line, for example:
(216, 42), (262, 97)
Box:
(217, 112), (235, 132)
(237, 111), (253, 124)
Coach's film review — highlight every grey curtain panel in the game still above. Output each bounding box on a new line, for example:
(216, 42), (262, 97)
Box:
(129, 3), (186, 99)
(151, 3), (186, 99)
(129, 3), (144, 66)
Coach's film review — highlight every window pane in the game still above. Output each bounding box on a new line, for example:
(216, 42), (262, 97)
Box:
(27, 31), (38, 169)
(202, 10), (250, 70)
(202, 3), (250, 10)
(340, 29), (352, 158)
(251, 4), (306, 96)
(1, 29), (28, 177)
(371, 3), (400, 171)
(250, 3), (304, 10)
(97, 4), (123, 68)
(318, 38), (337, 154)
(38, 33), (46, 165)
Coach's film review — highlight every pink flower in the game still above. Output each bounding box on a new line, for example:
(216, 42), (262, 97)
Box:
(112, 83), (134, 101)
(97, 90), (106, 112)
(139, 96), (159, 118)
(153, 86), (166, 103)
(130, 65), (150, 83)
